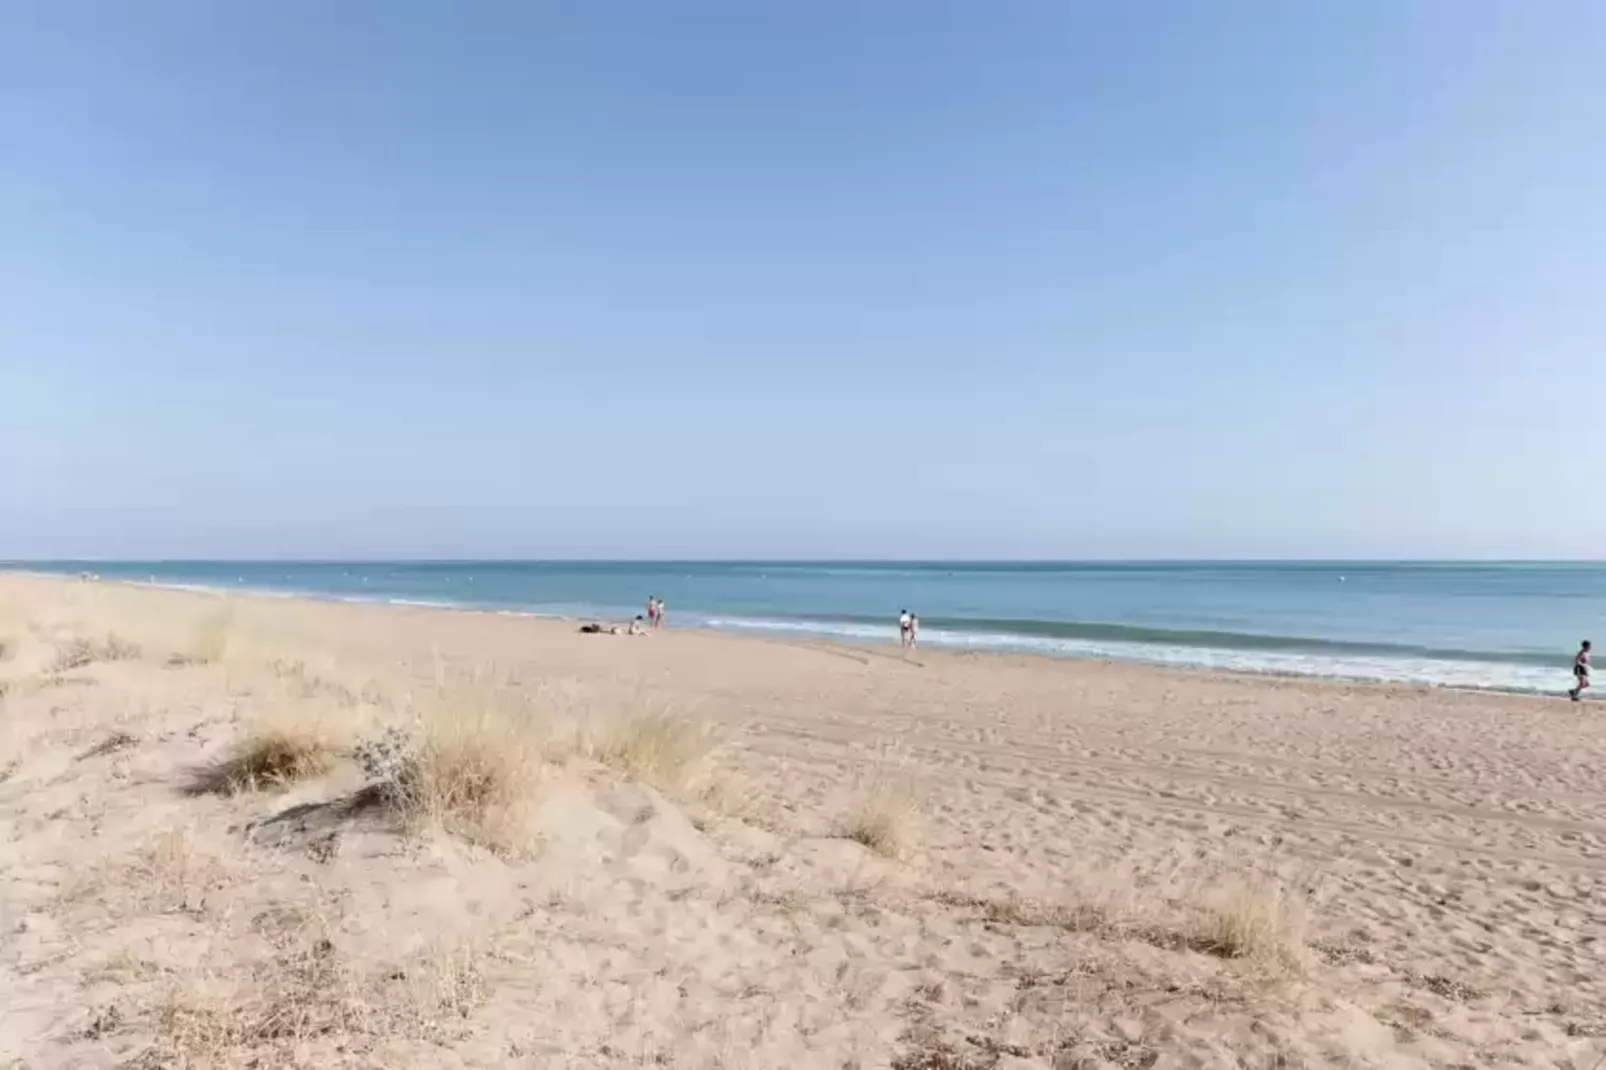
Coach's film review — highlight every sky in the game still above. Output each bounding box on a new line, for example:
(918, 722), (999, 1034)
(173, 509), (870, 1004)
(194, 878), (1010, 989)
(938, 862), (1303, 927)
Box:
(3, 1), (1603, 560)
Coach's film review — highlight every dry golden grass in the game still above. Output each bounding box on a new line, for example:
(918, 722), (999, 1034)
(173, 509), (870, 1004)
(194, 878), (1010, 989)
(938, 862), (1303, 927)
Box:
(149, 914), (491, 1065)
(197, 710), (349, 794)
(59, 828), (237, 918)
(48, 632), (143, 673)
(411, 706), (545, 851)
(155, 918), (376, 1065)
(175, 607), (233, 666)
(1196, 877), (1309, 970)
(351, 687), (550, 852)
(841, 778), (922, 859)
(588, 710), (722, 801)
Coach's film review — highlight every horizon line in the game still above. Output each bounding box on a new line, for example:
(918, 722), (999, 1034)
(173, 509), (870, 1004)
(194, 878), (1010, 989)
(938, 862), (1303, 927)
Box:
(6, 557), (1605, 567)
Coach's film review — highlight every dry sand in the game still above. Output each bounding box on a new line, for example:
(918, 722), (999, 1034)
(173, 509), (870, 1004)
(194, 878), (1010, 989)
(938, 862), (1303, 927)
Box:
(2, 573), (1604, 1068)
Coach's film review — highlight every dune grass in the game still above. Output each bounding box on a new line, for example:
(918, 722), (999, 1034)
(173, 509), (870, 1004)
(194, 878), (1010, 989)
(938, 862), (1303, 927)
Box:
(48, 632), (143, 673)
(353, 698), (548, 853)
(197, 710), (349, 794)
(57, 828), (237, 919)
(841, 778), (923, 859)
(588, 709), (722, 801)
(152, 919), (491, 1065)
(170, 607), (233, 666)
(1196, 877), (1309, 970)
(414, 706), (545, 848)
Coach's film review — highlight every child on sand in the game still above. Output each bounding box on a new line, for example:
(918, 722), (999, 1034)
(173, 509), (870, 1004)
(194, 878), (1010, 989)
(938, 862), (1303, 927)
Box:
(1571, 640), (1591, 701)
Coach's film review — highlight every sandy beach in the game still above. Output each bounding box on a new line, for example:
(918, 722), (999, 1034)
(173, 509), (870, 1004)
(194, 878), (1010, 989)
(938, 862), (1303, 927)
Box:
(2, 573), (1604, 1068)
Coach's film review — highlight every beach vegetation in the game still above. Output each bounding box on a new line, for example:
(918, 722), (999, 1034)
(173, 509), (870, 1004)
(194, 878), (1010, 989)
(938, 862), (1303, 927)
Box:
(586, 709), (722, 802)
(353, 704), (545, 853)
(1196, 876), (1309, 969)
(198, 709), (349, 794)
(49, 633), (143, 673)
(842, 777), (923, 859)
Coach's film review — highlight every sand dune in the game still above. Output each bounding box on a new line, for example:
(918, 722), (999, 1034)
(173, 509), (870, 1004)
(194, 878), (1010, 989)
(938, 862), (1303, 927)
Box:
(2, 574), (1603, 1068)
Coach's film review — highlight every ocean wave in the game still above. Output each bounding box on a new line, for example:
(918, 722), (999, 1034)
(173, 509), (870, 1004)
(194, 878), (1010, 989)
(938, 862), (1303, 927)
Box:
(702, 615), (1569, 693)
(809, 613), (1560, 667)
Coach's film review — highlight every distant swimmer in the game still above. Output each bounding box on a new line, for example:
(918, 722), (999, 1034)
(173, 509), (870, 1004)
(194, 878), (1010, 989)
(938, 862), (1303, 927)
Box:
(1570, 640), (1592, 701)
(898, 609), (912, 648)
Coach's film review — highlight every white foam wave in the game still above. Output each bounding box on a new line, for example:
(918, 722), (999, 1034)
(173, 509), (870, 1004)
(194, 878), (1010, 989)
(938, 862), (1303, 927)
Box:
(702, 616), (1568, 693)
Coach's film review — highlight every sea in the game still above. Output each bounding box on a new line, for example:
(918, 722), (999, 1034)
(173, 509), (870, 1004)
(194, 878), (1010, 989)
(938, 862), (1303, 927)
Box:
(9, 561), (1605, 694)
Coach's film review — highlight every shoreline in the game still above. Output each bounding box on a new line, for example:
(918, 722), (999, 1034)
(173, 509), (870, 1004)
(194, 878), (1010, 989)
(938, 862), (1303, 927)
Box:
(5, 569), (1574, 704)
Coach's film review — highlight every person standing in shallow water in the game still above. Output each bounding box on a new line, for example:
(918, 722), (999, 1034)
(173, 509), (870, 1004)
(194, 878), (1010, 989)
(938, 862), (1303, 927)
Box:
(646, 596), (658, 628)
(1570, 640), (1591, 701)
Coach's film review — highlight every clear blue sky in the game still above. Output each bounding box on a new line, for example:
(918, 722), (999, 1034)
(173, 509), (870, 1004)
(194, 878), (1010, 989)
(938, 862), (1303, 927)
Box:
(3, 1), (1602, 559)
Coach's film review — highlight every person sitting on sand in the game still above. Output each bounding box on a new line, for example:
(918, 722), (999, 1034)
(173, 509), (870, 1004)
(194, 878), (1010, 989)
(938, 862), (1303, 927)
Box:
(629, 615), (648, 636)
(1570, 640), (1591, 701)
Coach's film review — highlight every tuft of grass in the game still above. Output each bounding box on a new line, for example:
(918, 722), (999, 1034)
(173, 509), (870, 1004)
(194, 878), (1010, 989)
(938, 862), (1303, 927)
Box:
(156, 922), (373, 1063)
(170, 607), (232, 666)
(589, 710), (721, 801)
(1196, 877), (1309, 969)
(196, 711), (348, 794)
(151, 922), (492, 1065)
(58, 829), (235, 918)
(354, 702), (547, 853)
(48, 633), (142, 673)
(99, 632), (144, 661)
(414, 707), (545, 850)
(841, 778), (923, 860)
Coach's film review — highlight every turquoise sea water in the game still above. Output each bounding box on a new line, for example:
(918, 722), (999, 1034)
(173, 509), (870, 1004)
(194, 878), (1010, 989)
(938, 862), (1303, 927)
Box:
(10, 561), (1606, 693)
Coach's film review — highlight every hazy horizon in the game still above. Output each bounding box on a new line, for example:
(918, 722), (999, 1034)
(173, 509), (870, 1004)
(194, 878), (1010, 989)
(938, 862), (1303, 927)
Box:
(6, 3), (1602, 560)
(10, 557), (1606, 567)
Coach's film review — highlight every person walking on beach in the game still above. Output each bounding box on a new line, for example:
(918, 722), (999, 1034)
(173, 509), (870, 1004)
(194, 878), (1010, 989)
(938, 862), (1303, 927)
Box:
(653, 597), (666, 629)
(1570, 640), (1591, 701)
(898, 609), (912, 648)
(908, 613), (920, 650)
(646, 596), (658, 628)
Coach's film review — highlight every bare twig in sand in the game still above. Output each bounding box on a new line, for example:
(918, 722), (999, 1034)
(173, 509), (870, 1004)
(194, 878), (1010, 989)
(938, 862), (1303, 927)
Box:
(77, 730), (140, 761)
